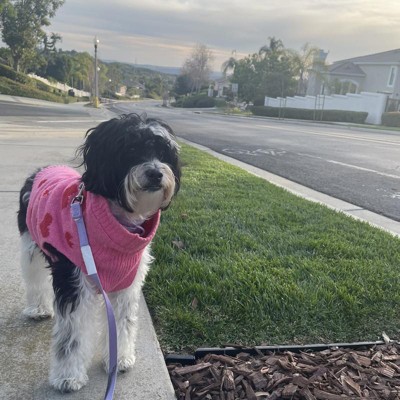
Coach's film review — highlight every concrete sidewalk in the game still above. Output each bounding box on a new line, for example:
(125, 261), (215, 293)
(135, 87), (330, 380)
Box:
(0, 122), (175, 400)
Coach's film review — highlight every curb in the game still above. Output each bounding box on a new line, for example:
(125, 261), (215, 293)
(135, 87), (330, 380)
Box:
(165, 341), (389, 366)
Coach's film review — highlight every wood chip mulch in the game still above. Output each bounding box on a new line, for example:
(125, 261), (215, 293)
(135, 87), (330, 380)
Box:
(167, 344), (400, 399)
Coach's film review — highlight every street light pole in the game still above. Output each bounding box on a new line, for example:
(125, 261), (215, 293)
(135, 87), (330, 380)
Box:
(93, 36), (99, 108)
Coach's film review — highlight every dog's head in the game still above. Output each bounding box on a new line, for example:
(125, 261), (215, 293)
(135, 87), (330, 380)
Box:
(78, 113), (181, 221)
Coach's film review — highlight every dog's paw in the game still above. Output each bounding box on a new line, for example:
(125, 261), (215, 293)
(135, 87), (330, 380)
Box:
(118, 355), (136, 373)
(103, 355), (136, 373)
(50, 375), (88, 393)
(23, 305), (54, 320)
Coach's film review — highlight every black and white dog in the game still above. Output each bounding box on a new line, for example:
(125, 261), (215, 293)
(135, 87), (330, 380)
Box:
(17, 113), (181, 392)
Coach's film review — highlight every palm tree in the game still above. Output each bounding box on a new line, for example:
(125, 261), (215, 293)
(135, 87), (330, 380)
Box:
(288, 43), (323, 95)
(222, 50), (237, 76)
(49, 32), (62, 52)
(43, 32), (62, 54)
(259, 37), (284, 59)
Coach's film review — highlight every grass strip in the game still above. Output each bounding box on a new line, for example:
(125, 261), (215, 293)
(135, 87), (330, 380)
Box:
(144, 143), (400, 353)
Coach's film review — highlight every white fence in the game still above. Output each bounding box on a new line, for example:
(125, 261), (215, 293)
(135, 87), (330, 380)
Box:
(28, 73), (91, 98)
(264, 92), (388, 125)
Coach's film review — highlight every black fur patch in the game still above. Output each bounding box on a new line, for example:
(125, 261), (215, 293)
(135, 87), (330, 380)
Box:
(44, 244), (82, 317)
(17, 170), (41, 234)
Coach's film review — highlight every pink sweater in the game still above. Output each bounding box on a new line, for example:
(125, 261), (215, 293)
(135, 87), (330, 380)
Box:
(27, 166), (160, 292)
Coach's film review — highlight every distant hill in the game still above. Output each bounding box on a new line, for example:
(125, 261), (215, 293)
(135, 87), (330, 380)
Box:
(103, 60), (223, 80)
(136, 64), (181, 76)
(137, 64), (223, 80)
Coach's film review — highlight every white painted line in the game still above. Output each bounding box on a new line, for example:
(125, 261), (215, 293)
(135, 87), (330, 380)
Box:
(295, 152), (400, 180)
(254, 124), (400, 146)
(36, 120), (106, 123)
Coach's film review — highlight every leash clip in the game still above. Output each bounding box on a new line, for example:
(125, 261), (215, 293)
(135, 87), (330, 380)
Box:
(72, 182), (85, 205)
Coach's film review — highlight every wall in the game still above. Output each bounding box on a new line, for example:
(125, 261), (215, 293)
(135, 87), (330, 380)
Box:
(358, 64), (396, 94)
(28, 73), (91, 98)
(264, 92), (388, 125)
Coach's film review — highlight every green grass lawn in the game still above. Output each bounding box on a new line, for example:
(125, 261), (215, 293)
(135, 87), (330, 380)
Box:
(144, 144), (400, 353)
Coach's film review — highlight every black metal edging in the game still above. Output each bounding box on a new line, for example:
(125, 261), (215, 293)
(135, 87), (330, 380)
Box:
(165, 341), (387, 366)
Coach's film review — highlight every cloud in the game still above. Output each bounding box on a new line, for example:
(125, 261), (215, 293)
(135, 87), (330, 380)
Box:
(42, 0), (400, 68)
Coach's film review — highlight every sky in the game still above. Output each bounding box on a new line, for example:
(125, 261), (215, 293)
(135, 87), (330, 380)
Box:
(46, 0), (400, 71)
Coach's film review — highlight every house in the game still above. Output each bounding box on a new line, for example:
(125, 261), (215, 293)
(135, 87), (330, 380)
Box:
(308, 49), (400, 109)
(213, 76), (231, 97)
(116, 85), (127, 96)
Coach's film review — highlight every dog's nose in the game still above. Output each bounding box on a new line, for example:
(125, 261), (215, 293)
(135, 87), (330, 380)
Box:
(146, 169), (163, 184)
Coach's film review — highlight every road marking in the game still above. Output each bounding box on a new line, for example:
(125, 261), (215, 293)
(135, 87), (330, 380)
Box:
(254, 124), (400, 146)
(222, 146), (400, 180)
(222, 148), (286, 156)
(296, 152), (400, 180)
(35, 120), (106, 123)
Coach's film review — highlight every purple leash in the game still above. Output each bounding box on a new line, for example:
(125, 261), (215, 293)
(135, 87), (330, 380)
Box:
(71, 183), (118, 400)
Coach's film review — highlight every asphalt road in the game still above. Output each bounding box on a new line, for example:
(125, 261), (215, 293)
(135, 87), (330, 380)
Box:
(2, 97), (399, 222)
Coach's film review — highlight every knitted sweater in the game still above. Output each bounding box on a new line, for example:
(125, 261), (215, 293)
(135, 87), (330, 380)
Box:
(27, 166), (160, 292)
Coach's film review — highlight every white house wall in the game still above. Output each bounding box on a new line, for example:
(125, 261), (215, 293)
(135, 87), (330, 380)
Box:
(358, 64), (397, 94)
(264, 92), (387, 124)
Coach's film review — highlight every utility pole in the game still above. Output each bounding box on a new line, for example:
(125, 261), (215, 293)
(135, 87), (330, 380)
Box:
(93, 36), (100, 108)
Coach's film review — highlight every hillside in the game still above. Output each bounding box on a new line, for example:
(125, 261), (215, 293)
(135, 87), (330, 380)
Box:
(0, 63), (85, 104)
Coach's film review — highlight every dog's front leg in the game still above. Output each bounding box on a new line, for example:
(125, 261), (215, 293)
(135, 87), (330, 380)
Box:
(105, 283), (140, 373)
(104, 247), (152, 373)
(49, 263), (99, 393)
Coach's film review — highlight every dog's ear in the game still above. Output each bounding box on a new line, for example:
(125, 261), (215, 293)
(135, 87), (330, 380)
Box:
(77, 115), (143, 199)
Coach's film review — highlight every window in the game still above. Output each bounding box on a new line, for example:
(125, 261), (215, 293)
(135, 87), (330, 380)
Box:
(387, 66), (397, 87)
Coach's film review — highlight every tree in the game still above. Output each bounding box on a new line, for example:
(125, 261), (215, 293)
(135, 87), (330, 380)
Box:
(172, 73), (192, 97)
(0, 46), (12, 66)
(259, 37), (285, 59)
(222, 39), (301, 102)
(0, 0), (65, 72)
(287, 43), (321, 95)
(228, 54), (260, 102)
(182, 43), (214, 94)
(221, 50), (238, 76)
(46, 52), (73, 82)
(72, 52), (94, 91)
(43, 32), (62, 54)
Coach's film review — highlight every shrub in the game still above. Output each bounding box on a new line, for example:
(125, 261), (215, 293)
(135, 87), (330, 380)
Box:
(253, 97), (265, 106)
(194, 95), (215, 108)
(381, 112), (400, 127)
(173, 94), (216, 108)
(0, 63), (32, 85)
(34, 79), (54, 93)
(250, 106), (368, 124)
(215, 98), (227, 108)
(0, 76), (70, 104)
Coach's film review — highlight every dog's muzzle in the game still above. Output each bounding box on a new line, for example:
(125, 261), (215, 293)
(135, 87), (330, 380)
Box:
(144, 168), (163, 191)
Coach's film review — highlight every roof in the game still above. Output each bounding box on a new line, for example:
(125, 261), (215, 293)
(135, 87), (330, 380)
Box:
(329, 62), (366, 77)
(332, 48), (400, 65)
